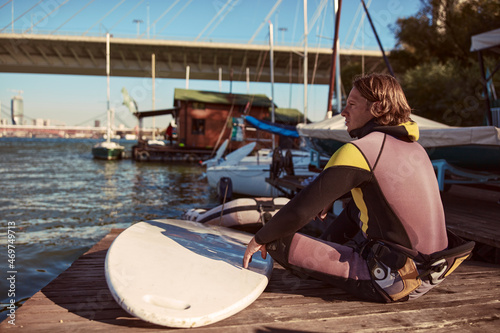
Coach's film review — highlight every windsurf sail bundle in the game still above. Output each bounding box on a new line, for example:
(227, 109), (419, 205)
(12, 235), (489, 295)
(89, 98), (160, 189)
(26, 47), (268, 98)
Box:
(244, 116), (299, 138)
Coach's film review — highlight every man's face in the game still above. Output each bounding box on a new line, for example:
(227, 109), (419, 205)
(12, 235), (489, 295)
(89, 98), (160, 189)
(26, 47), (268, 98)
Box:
(341, 87), (375, 132)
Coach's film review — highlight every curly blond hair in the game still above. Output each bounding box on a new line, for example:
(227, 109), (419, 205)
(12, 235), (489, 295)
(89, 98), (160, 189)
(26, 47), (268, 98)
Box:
(353, 73), (412, 126)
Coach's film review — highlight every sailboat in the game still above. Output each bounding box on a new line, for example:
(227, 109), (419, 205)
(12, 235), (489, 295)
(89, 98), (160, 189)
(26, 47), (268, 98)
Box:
(91, 111), (124, 160)
(92, 33), (124, 160)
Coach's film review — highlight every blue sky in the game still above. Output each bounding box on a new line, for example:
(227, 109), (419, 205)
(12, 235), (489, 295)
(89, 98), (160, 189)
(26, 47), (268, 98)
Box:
(0, 0), (421, 127)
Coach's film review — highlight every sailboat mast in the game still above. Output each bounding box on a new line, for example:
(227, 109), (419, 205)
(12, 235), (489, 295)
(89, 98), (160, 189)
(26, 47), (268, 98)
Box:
(335, 0), (342, 116)
(106, 33), (111, 143)
(361, 0), (395, 77)
(327, 0), (342, 115)
(152, 53), (156, 140)
(303, 0), (308, 124)
(269, 22), (275, 150)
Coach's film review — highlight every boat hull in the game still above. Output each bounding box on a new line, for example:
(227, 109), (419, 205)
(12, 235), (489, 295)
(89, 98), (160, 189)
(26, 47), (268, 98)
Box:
(298, 114), (500, 173)
(206, 149), (325, 197)
(426, 145), (500, 173)
(92, 146), (124, 160)
(207, 164), (316, 197)
(306, 137), (500, 174)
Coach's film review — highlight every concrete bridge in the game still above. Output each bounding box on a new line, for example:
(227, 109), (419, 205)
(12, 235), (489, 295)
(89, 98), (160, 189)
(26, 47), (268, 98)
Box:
(0, 33), (385, 85)
(0, 123), (153, 139)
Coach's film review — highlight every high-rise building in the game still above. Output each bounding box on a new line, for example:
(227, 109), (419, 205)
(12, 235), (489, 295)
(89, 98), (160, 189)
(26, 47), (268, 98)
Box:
(11, 95), (23, 125)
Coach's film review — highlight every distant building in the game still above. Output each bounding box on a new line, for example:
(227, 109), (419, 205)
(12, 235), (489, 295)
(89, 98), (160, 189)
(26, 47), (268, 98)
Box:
(32, 118), (51, 126)
(95, 120), (100, 127)
(131, 88), (306, 162)
(11, 96), (23, 125)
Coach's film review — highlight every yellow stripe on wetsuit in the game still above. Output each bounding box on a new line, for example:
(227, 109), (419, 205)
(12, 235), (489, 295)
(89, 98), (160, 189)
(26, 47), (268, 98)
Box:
(324, 143), (370, 171)
(324, 143), (371, 233)
(400, 121), (419, 142)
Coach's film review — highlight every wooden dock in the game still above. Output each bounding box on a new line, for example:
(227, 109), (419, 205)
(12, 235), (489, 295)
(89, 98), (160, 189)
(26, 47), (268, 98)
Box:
(2, 185), (499, 332)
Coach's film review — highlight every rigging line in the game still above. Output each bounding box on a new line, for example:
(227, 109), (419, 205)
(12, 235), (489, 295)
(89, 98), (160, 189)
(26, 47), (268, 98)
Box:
(311, 1), (328, 85)
(203, 0), (240, 41)
(360, 0), (394, 77)
(195, 0), (233, 41)
(157, 0), (193, 35)
(255, 50), (268, 83)
(82, 0), (126, 36)
(111, 0), (145, 32)
(0, 0), (12, 11)
(18, 112), (36, 121)
(287, 0), (300, 108)
(342, 0), (362, 48)
(288, 52), (293, 108)
(113, 112), (130, 128)
(248, 0), (282, 44)
(74, 111), (109, 126)
(210, 103), (233, 158)
(0, 0), (42, 32)
(21, 0), (70, 34)
(1, 111), (11, 119)
(306, 0), (328, 36)
(148, 0), (181, 34)
(236, 51), (249, 82)
(1, 103), (12, 116)
(51, 0), (96, 34)
(291, 0), (300, 45)
(297, 0), (327, 48)
(349, 0), (372, 49)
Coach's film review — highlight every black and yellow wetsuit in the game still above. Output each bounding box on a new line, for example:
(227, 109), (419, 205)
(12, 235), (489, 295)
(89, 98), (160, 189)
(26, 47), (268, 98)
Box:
(254, 120), (449, 302)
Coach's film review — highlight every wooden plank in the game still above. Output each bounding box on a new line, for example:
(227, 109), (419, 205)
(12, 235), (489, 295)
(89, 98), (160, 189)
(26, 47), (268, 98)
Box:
(2, 186), (500, 332)
(442, 185), (500, 248)
(3, 250), (499, 332)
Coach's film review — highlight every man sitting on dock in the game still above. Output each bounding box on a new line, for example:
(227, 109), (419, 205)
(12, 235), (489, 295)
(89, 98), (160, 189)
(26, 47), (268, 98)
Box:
(243, 73), (474, 302)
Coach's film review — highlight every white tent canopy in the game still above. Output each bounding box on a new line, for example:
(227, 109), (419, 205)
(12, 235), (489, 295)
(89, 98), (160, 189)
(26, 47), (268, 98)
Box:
(470, 28), (500, 53)
(297, 114), (500, 148)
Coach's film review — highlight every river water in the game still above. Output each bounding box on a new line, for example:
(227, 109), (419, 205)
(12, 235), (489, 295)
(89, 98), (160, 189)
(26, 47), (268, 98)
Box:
(0, 137), (219, 321)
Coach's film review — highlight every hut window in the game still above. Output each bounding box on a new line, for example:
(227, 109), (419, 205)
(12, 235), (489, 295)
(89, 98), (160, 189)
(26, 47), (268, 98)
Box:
(192, 119), (205, 134)
(192, 102), (205, 110)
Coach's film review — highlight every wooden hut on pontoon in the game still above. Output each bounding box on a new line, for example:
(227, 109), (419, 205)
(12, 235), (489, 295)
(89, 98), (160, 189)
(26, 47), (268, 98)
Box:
(132, 88), (305, 162)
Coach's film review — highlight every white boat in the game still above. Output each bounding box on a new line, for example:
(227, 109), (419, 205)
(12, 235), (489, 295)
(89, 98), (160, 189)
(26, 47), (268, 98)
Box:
(297, 114), (500, 173)
(206, 147), (319, 197)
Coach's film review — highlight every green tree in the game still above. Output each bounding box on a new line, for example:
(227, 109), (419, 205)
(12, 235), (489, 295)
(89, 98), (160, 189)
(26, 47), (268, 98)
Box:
(389, 0), (500, 125)
(402, 60), (485, 126)
(392, 0), (500, 67)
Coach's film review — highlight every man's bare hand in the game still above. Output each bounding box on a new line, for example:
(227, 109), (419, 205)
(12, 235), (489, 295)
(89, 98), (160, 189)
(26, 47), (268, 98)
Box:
(242, 237), (267, 268)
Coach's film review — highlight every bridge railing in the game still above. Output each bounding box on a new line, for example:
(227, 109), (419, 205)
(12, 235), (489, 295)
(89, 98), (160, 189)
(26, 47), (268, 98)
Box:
(0, 29), (382, 51)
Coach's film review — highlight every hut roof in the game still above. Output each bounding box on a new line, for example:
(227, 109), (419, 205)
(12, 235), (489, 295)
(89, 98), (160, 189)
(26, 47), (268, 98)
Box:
(266, 108), (309, 125)
(174, 89), (275, 108)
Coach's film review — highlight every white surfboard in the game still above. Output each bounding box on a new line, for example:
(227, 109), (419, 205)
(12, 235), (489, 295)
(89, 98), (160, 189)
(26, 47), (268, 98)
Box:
(105, 219), (273, 328)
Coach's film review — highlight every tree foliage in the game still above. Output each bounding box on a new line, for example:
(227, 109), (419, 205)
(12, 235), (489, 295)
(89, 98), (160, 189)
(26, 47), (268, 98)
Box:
(402, 60), (486, 126)
(388, 0), (500, 125)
